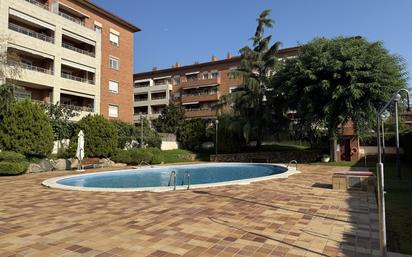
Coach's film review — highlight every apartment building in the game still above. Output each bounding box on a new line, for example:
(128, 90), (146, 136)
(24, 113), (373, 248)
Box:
(0, 0), (139, 122)
(133, 47), (299, 124)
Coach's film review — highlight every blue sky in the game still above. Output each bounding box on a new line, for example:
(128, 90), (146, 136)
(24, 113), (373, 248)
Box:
(95, 0), (411, 84)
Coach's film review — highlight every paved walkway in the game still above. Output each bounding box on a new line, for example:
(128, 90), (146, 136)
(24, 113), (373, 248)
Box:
(0, 164), (379, 257)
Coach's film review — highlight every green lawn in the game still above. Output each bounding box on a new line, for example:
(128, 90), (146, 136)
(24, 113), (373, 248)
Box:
(313, 155), (412, 254)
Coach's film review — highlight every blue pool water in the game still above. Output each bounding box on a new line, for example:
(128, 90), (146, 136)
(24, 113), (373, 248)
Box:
(57, 163), (287, 189)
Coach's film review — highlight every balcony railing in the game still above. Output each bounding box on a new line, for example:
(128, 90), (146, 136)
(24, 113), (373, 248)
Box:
(8, 60), (53, 75)
(182, 91), (218, 97)
(134, 84), (150, 88)
(58, 11), (85, 26)
(62, 42), (95, 57)
(135, 98), (148, 102)
(151, 96), (166, 100)
(61, 73), (94, 85)
(9, 23), (54, 43)
(24, 0), (49, 10)
(60, 103), (94, 113)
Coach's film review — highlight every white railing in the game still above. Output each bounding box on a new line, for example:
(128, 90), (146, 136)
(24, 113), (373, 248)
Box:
(9, 23), (54, 43)
(58, 11), (85, 26)
(24, 0), (49, 10)
(8, 60), (53, 75)
(60, 103), (94, 113)
(62, 42), (95, 57)
(61, 73), (94, 85)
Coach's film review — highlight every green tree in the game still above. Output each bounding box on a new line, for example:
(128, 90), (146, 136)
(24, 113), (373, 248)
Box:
(133, 118), (162, 148)
(70, 114), (118, 158)
(178, 119), (211, 151)
(217, 10), (283, 149)
(0, 100), (54, 157)
(111, 119), (135, 149)
(275, 37), (408, 161)
(152, 103), (185, 134)
(44, 102), (79, 153)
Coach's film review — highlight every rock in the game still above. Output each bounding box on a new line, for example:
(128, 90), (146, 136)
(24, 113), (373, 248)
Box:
(26, 163), (43, 173)
(69, 159), (79, 170)
(53, 159), (70, 171)
(99, 158), (115, 167)
(112, 163), (127, 167)
(38, 159), (53, 172)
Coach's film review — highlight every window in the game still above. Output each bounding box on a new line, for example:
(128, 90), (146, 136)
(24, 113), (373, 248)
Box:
(202, 72), (209, 80)
(228, 66), (237, 79)
(109, 57), (119, 70)
(172, 75), (180, 85)
(211, 70), (219, 79)
(109, 80), (119, 93)
(108, 105), (118, 117)
(109, 33), (119, 47)
(94, 25), (102, 33)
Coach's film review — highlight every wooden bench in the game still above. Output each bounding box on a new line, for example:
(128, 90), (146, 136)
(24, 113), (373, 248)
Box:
(332, 171), (375, 192)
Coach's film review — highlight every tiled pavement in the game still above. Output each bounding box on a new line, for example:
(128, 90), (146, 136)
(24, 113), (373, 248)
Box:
(0, 164), (380, 257)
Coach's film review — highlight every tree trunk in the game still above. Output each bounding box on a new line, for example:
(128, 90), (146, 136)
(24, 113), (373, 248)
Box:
(329, 138), (338, 162)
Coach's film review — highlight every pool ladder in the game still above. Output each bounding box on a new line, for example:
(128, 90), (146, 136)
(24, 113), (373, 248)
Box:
(287, 160), (298, 170)
(168, 170), (191, 190)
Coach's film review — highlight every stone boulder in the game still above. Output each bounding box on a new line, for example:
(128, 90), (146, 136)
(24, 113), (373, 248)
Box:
(70, 158), (79, 170)
(38, 159), (53, 172)
(99, 158), (115, 167)
(26, 163), (43, 173)
(53, 159), (70, 171)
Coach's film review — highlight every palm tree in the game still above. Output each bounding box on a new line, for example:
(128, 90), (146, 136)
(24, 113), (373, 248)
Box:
(216, 10), (283, 149)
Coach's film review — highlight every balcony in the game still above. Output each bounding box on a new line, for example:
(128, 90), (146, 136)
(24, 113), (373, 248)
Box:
(61, 73), (94, 85)
(8, 23), (54, 44)
(181, 76), (220, 89)
(61, 64), (95, 85)
(182, 92), (219, 103)
(24, 0), (49, 10)
(62, 42), (95, 57)
(185, 108), (216, 118)
(60, 93), (94, 113)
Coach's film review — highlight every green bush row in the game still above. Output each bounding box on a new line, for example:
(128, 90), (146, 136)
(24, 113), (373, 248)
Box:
(0, 151), (26, 162)
(0, 161), (29, 176)
(112, 148), (162, 165)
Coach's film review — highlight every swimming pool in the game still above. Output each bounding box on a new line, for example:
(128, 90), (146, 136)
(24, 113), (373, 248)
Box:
(42, 163), (299, 192)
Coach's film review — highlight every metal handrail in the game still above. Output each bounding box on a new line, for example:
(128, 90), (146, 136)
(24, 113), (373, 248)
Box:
(24, 0), (49, 10)
(185, 171), (191, 190)
(168, 170), (176, 190)
(287, 160), (298, 170)
(8, 23), (54, 43)
(58, 11), (85, 26)
(138, 161), (151, 167)
(61, 73), (95, 85)
(60, 103), (93, 113)
(62, 42), (95, 57)
(8, 60), (53, 75)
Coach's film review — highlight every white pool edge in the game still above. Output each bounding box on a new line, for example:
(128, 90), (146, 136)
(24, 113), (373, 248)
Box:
(41, 163), (301, 192)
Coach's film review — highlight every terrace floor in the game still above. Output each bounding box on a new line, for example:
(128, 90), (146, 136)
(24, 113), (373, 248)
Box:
(0, 164), (380, 257)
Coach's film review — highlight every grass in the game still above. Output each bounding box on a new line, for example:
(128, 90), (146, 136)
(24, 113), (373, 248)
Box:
(312, 155), (412, 254)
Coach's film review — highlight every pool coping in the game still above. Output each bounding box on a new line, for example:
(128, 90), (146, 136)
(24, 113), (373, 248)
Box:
(41, 163), (301, 192)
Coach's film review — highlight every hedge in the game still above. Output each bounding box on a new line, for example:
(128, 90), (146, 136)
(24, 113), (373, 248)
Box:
(0, 161), (29, 176)
(0, 151), (26, 162)
(0, 100), (54, 157)
(112, 148), (162, 165)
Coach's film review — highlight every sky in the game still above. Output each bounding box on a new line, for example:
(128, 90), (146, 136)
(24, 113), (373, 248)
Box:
(94, 0), (412, 84)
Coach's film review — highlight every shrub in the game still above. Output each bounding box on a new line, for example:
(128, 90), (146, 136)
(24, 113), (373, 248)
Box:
(0, 100), (54, 157)
(111, 147), (162, 164)
(0, 161), (29, 176)
(178, 119), (211, 151)
(69, 115), (118, 158)
(0, 151), (26, 162)
(111, 119), (134, 149)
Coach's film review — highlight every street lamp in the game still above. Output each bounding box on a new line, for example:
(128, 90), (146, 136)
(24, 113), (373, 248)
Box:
(215, 119), (219, 157)
(376, 88), (410, 257)
(140, 114), (144, 148)
(380, 110), (390, 164)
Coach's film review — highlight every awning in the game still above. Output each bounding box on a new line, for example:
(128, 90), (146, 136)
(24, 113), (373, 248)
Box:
(8, 43), (54, 59)
(153, 75), (171, 80)
(62, 29), (96, 46)
(61, 59), (95, 73)
(185, 71), (200, 75)
(181, 102), (199, 105)
(60, 89), (95, 99)
(9, 9), (55, 30)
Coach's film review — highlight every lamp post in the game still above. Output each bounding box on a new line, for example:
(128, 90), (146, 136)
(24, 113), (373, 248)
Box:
(394, 94), (401, 178)
(140, 114), (144, 148)
(376, 88), (410, 257)
(215, 119), (219, 157)
(381, 110), (390, 164)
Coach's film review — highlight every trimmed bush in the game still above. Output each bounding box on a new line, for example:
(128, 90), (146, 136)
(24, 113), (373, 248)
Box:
(69, 115), (118, 158)
(178, 119), (211, 151)
(0, 151), (26, 162)
(111, 147), (162, 165)
(0, 161), (29, 176)
(111, 119), (134, 149)
(0, 100), (54, 157)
